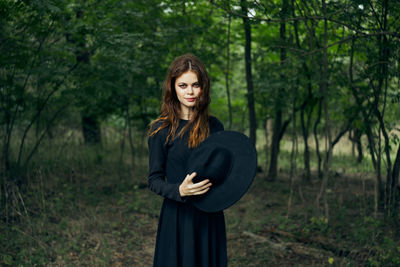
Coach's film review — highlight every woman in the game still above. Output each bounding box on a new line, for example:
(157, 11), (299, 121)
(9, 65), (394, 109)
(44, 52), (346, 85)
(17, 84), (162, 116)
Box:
(148, 54), (227, 267)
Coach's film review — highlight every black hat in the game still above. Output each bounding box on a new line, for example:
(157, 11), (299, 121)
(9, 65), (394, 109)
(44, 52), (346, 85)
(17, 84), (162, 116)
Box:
(187, 131), (257, 212)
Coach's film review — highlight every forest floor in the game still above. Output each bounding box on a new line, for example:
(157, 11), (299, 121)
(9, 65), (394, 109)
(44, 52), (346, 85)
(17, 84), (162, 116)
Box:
(2, 160), (400, 266)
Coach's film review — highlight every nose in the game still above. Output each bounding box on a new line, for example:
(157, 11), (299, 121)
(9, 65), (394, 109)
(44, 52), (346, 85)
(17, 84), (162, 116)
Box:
(187, 86), (194, 94)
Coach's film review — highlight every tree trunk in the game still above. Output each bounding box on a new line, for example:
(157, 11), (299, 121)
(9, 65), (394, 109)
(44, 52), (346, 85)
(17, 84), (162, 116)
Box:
(348, 38), (384, 208)
(315, 0), (333, 219)
(376, 0), (395, 217)
(313, 98), (322, 179)
(267, 0), (289, 180)
(81, 113), (101, 144)
(225, 10), (233, 130)
(2, 117), (12, 173)
(300, 107), (311, 182)
(240, 0), (257, 145)
(349, 128), (363, 163)
(268, 112), (282, 180)
(287, 80), (298, 218)
(119, 118), (127, 165)
(264, 118), (270, 169)
(292, 3), (314, 182)
(67, 6), (100, 145)
(355, 133), (363, 163)
(391, 144), (400, 217)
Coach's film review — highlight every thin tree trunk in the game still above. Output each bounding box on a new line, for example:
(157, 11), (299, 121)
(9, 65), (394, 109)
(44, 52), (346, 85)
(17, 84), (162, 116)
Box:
(3, 117), (12, 173)
(376, 0), (395, 217)
(349, 129), (362, 163)
(267, 0), (289, 180)
(348, 37), (384, 210)
(23, 104), (69, 168)
(225, 10), (233, 130)
(119, 116), (127, 165)
(287, 80), (298, 218)
(300, 106), (311, 182)
(268, 112), (282, 180)
(377, 125), (383, 215)
(128, 125), (135, 170)
(313, 98), (322, 179)
(356, 135), (363, 163)
(391, 144), (400, 217)
(264, 118), (269, 169)
(126, 105), (136, 172)
(292, 3), (313, 182)
(240, 0), (257, 145)
(315, 0), (333, 219)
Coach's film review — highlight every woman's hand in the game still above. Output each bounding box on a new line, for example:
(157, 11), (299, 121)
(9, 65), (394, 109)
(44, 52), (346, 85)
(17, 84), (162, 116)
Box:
(179, 172), (212, 197)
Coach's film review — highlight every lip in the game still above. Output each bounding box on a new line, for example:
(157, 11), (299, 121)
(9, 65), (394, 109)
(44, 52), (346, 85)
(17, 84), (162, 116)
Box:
(185, 98), (196, 102)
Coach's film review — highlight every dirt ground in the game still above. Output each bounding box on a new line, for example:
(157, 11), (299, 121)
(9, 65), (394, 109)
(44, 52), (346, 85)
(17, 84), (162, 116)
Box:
(7, 168), (396, 266)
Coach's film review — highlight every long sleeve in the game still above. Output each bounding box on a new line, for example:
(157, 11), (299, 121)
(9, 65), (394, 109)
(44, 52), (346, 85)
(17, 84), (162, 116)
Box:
(147, 128), (186, 202)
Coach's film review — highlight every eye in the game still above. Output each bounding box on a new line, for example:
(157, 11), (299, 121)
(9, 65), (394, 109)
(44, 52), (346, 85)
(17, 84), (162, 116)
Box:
(178, 83), (187, 89)
(193, 83), (200, 88)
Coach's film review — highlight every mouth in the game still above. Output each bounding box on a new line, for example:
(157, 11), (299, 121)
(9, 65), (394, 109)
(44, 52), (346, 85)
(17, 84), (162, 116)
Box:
(185, 98), (196, 102)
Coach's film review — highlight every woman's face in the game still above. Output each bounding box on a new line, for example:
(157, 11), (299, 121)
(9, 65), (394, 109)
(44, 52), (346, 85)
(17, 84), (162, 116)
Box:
(174, 71), (201, 115)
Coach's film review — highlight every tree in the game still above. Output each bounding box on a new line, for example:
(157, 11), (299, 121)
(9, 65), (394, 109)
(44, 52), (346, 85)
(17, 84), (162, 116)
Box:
(267, 0), (290, 180)
(240, 0), (257, 145)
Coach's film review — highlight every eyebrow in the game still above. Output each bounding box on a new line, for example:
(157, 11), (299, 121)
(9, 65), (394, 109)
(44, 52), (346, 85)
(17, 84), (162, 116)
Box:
(178, 82), (199, 84)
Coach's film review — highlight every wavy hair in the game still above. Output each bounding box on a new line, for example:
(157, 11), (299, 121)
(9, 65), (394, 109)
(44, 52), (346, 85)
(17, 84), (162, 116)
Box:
(149, 53), (211, 148)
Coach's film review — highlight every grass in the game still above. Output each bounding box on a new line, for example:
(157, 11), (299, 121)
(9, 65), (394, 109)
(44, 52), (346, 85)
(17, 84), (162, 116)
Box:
(1, 136), (400, 266)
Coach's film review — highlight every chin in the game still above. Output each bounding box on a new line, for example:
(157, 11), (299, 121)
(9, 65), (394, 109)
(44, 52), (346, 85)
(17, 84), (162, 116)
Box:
(185, 102), (196, 107)
(183, 105), (194, 111)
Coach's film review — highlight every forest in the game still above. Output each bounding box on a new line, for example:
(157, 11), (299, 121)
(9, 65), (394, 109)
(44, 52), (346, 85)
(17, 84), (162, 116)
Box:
(1, 0), (400, 265)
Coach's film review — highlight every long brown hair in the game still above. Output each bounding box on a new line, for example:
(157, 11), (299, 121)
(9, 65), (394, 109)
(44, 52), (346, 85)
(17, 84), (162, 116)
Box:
(149, 53), (211, 148)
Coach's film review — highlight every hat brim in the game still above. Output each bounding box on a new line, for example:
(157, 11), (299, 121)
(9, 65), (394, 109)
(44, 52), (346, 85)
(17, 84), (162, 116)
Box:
(187, 131), (257, 212)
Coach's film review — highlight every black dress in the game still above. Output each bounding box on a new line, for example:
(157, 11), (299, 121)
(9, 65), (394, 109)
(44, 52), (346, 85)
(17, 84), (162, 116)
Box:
(148, 116), (227, 267)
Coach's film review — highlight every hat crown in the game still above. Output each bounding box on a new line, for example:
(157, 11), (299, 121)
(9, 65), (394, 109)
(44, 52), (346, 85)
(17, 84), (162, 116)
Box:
(187, 130), (257, 212)
(190, 146), (232, 185)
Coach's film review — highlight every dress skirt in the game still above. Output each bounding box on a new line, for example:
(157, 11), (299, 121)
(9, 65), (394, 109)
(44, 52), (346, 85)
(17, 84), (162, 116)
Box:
(153, 199), (227, 267)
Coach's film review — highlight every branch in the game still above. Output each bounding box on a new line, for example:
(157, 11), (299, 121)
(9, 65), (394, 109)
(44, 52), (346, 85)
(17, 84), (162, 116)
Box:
(209, 0), (390, 35)
(332, 112), (358, 147)
(368, 0), (383, 30)
(268, 31), (399, 65)
(242, 231), (288, 251)
(263, 227), (353, 257)
(23, 103), (70, 168)
(332, 127), (349, 148)
(16, 61), (79, 166)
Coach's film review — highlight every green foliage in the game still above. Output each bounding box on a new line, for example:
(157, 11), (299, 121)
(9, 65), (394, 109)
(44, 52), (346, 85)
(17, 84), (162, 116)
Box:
(373, 236), (400, 265)
(309, 216), (330, 233)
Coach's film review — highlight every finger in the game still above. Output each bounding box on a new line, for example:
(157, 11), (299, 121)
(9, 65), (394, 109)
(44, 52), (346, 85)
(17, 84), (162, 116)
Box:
(196, 182), (212, 191)
(191, 179), (210, 188)
(186, 172), (197, 182)
(189, 183), (212, 193)
(193, 187), (210, 195)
